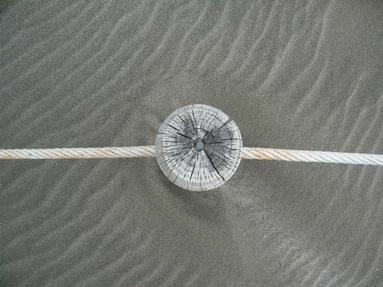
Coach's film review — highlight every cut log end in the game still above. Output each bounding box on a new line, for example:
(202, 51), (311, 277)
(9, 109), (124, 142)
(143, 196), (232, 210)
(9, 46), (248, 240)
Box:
(155, 104), (242, 191)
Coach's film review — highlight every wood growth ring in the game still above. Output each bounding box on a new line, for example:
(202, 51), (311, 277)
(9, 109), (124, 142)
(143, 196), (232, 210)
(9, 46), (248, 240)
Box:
(155, 104), (242, 191)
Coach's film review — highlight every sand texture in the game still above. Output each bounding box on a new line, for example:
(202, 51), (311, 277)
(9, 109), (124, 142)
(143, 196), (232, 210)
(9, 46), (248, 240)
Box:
(1, 0), (383, 286)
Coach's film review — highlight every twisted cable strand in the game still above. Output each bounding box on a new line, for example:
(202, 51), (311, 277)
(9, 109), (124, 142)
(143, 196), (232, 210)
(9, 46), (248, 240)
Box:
(241, 147), (383, 165)
(0, 146), (156, 159)
(0, 146), (382, 166)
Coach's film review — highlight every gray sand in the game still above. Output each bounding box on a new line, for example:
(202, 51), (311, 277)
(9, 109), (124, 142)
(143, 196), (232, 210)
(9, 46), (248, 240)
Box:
(1, 0), (383, 286)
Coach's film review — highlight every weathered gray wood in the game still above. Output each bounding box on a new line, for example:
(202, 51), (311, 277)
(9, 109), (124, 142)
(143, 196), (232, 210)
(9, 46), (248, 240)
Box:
(155, 104), (242, 191)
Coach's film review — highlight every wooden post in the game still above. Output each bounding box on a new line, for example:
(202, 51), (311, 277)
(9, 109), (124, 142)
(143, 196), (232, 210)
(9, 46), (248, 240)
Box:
(155, 104), (242, 191)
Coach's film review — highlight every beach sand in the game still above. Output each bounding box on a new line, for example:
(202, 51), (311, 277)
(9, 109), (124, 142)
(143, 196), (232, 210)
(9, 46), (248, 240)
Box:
(1, 0), (383, 286)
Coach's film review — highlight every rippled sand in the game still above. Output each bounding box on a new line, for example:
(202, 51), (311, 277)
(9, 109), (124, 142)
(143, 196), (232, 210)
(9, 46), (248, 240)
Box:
(1, 1), (383, 286)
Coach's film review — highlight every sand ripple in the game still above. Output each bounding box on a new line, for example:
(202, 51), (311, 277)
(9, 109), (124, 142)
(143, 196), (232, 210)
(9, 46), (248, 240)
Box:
(1, 0), (383, 286)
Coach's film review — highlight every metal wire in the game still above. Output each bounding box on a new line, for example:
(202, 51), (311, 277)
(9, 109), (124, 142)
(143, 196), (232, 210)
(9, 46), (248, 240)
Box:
(241, 147), (383, 165)
(0, 146), (382, 166)
(0, 146), (155, 159)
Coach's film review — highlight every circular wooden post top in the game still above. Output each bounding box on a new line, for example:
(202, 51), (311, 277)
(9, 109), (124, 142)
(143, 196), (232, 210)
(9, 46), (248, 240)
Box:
(155, 104), (242, 191)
